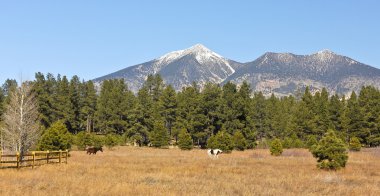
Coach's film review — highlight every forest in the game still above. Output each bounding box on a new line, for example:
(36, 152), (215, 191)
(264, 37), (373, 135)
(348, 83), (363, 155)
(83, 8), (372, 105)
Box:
(0, 73), (379, 151)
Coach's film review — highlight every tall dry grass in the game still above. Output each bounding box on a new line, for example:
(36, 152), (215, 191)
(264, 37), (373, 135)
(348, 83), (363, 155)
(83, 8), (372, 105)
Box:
(1, 147), (380, 196)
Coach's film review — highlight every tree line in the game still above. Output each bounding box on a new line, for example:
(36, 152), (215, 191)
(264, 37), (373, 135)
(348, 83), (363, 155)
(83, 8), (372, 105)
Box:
(1, 73), (380, 152)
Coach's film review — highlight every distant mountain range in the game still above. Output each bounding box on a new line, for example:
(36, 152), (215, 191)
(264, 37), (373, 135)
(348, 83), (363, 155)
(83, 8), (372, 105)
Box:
(93, 44), (380, 96)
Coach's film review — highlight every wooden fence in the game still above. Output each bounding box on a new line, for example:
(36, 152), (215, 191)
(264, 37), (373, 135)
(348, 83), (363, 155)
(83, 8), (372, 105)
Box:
(0, 150), (69, 169)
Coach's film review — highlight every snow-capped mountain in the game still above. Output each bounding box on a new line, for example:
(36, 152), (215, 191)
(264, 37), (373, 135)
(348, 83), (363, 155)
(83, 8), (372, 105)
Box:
(94, 44), (380, 96)
(93, 44), (243, 92)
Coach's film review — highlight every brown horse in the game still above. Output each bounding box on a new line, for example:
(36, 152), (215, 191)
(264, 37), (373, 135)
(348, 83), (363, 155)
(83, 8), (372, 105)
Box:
(86, 146), (103, 155)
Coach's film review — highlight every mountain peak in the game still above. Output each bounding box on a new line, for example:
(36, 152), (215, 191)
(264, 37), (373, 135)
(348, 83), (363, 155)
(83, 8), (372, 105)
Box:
(189, 43), (208, 50)
(315, 49), (335, 55)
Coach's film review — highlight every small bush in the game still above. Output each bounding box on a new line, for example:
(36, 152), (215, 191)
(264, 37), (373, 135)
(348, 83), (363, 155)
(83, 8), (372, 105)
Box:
(349, 137), (361, 151)
(207, 131), (233, 153)
(233, 130), (247, 151)
(270, 138), (283, 156)
(74, 132), (93, 150)
(311, 130), (348, 170)
(178, 129), (193, 150)
(104, 134), (120, 149)
(37, 121), (72, 151)
(283, 134), (304, 149)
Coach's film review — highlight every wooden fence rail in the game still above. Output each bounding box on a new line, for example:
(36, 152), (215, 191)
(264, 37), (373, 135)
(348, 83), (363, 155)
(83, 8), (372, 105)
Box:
(0, 150), (69, 169)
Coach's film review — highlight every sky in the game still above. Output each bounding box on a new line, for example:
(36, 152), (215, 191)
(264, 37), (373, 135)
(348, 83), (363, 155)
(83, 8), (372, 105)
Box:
(0, 0), (379, 83)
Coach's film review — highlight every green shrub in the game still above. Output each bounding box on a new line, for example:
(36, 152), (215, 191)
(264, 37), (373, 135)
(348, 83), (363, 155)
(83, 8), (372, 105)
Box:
(233, 130), (247, 151)
(207, 131), (233, 153)
(75, 132), (94, 150)
(270, 138), (283, 156)
(104, 134), (120, 149)
(306, 135), (318, 149)
(37, 121), (72, 151)
(282, 137), (292, 149)
(178, 129), (193, 150)
(349, 137), (361, 151)
(283, 134), (304, 149)
(311, 130), (348, 170)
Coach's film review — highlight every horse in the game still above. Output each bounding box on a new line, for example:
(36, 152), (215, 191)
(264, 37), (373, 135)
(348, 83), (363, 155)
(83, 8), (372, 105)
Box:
(207, 149), (223, 159)
(86, 146), (103, 155)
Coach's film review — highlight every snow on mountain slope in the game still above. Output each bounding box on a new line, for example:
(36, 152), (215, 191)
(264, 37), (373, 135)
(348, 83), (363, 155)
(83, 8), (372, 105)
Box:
(93, 44), (242, 92)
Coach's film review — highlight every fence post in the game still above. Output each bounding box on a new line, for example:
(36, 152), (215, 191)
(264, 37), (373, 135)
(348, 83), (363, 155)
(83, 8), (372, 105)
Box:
(46, 150), (49, 164)
(59, 150), (62, 163)
(65, 150), (68, 164)
(16, 151), (20, 169)
(32, 152), (35, 169)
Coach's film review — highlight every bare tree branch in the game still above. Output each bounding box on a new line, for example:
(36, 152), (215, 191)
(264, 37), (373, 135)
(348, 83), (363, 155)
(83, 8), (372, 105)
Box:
(1, 82), (40, 156)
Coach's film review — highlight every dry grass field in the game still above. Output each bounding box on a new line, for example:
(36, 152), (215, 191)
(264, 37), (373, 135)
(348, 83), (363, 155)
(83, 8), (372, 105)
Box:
(1, 147), (380, 196)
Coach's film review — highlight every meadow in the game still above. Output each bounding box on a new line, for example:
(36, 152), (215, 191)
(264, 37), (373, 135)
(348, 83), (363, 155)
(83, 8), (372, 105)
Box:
(1, 147), (380, 196)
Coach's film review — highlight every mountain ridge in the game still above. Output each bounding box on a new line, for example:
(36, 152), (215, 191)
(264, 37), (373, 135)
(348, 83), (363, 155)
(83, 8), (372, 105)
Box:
(93, 44), (380, 96)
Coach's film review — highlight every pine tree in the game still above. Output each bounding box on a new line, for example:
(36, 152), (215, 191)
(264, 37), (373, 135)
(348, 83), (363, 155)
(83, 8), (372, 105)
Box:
(95, 79), (130, 134)
(346, 91), (365, 143)
(270, 138), (283, 156)
(251, 92), (269, 141)
(33, 72), (53, 128)
(311, 129), (348, 170)
(233, 130), (247, 151)
(358, 86), (380, 146)
(37, 121), (72, 151)
(54, 75), (71, 127)
(178, 129), (193, 150)
(81, 80), (97, 132)
(150, 121), (169, 148)
(176, 84), (208, 147)
(158, 85), (177, 139)
(313, 88), (330, 136)
(67, 75), (83, 133)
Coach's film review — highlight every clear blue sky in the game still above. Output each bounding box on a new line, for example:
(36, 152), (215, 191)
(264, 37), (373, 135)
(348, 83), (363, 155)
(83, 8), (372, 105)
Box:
(0, 0), (379, 83)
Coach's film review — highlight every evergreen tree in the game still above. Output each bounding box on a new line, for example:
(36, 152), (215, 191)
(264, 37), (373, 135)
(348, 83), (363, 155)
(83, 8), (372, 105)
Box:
(37, 121), (72, 151)
(251, 92), (269, 140)
(346, 91), (365, 143)
(67, 75), (83, 133)
(176, 84), (208, 147)
(150, 121), (169, 148)
(33, 72), (54, 128)
(158, 85), (177, 138)
(358, 86), (380, 146)
(233, 130), (247, 151)
(95, 79), (130, 134)
(54, 75), (71, 126)
(313, 88), (330, 136)
(207, 130), (233, 153)
(2, 79), (18, 105)
(201, 83), (223, 137)
(178, 129), (193, 150)
(81, 80), (97, 132)
(311, 129), (348, 170)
